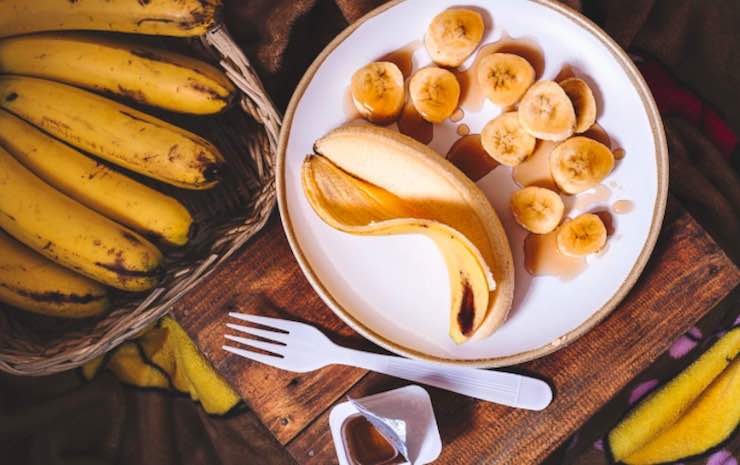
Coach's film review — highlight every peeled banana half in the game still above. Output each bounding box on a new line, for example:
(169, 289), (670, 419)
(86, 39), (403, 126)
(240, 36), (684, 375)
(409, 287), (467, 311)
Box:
(425, 8), (485, 67)
(0, 0), (222, 39)
(0, 231), (109, 318)
(0, 146), (163, 292)
(0, 76), (225, 190)
(306, 125), (514, 343)
(0, 110), (193, 247)
(0, 32), (236, 115)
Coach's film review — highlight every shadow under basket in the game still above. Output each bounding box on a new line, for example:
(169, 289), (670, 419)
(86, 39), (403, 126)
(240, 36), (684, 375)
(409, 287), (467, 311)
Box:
(0, 27), (281, 376)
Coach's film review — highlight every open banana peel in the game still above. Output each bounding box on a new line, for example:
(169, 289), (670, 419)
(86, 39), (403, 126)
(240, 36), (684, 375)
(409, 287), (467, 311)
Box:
(302, 125), (514, 344)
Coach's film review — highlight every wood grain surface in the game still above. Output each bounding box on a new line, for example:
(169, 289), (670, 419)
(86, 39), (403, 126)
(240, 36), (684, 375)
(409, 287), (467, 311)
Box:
(171, 199), (739, 465)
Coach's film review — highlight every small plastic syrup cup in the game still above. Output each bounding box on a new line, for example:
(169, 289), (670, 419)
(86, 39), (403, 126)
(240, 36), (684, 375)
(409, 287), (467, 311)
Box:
(329, 385), (442, 465)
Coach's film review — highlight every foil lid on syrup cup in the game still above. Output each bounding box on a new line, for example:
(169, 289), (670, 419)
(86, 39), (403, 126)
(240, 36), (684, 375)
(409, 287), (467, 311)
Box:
(329, 385), (442, 465)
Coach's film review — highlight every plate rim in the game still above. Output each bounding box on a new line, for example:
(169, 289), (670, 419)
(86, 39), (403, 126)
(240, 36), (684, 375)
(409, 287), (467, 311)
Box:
(276, 0), (669, 367)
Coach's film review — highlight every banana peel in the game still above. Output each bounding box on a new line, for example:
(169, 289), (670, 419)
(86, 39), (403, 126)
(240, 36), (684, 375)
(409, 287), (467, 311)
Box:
(83, 317), (240, 416)
(305, 125), (514, 343)
(608, 327), (740, 464)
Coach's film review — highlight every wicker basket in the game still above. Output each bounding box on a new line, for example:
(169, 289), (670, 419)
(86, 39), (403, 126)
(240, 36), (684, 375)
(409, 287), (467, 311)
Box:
(0, 26), (281, 376)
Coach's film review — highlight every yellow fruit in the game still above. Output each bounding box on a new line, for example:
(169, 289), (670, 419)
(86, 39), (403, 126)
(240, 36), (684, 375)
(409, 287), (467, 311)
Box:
(550, 136), (615, 194)
(0, 110), (193, 246)
(0, 0), (222, 38)
(0, 231), (109, 318)
(477, 53), (535, 107)
(312, 125), (514, 343)
(0, 146), (163, 292)
(518, 80), (576, 141)
(556, 213), (607, 257)
(350, 62), (405, 125)
(560, 78), (597, 133)
(302, 155), (493, 344)
(424, 8), (485, 67)
(481, 112), (536, 166)
(609, 327), (739, 463)
(0, 32), (235, 115)
(0, 76), (224, 190)
(510, 187), (564, 234)
(409, 67), (461, 123)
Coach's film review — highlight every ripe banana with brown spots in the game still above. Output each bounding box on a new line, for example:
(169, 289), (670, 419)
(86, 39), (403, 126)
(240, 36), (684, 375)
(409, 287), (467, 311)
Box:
(0, 110), (194, 247)
(0, 32), (235, 115)
(0, 231), (109, 318)
(0, 146), (163, 292)
(0, 0), (222, 39)
(0, 76), (225, 189)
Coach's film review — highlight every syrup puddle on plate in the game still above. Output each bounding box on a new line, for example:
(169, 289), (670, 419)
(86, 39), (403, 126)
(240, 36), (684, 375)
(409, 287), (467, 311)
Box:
(512, 139), (558, 190)
(398, 100), (433, 144)
(378, 39), (422, 78)
(571, 184), (612, 212)
(524, 229), (586, 281)
(613, 148), (626, 160)
(455, 34), (545, 113)
(449, 108), (465, 123)
(612, 199), (634, 214)
(446, 134), (499, 182)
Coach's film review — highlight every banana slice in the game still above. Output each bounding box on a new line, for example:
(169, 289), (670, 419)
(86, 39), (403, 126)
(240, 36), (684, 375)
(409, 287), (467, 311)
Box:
(351, 61), (405, 125)
(518, 80), (576, 141)
(556, 213), (607, 257)
(550, 136), (615, 194)
(424, 8), (485, 67)
(409, 67), (461, 123)
(481, 112), (536, 166)
(560, 78), (597, 133)
(510, 187), (564, 234)
(477, 53), (535, 107)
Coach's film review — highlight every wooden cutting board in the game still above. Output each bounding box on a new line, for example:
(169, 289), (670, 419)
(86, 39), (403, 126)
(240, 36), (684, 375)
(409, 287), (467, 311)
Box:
(171, 198), (739, 465)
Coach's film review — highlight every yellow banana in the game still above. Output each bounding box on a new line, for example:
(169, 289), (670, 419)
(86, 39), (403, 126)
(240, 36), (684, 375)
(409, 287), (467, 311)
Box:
(0, 231), (109, 318)
(0, 0), (222, 39)
(312, 125), (515, 343)
(0, 146), (163, 292)
(0, 76), (224, 189)
(0, 110), (193, 247)
(0, 32), (235, 115)
(425, 8), (485, 67)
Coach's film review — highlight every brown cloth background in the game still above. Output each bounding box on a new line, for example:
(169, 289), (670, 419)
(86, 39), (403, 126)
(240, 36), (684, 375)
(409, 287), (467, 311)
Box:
(1, 1), (739, 464)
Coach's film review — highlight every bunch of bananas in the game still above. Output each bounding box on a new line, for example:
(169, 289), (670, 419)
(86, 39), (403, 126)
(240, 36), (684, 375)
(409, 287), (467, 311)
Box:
(0, 0), (236, 318)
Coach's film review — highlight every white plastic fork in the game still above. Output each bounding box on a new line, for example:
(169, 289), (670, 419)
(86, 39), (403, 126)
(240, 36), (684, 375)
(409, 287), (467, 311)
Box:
(223, 312), (553, 411)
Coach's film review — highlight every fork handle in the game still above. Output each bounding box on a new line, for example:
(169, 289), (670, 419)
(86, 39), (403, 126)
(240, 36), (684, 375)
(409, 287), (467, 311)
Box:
(335, 348), (552, 410)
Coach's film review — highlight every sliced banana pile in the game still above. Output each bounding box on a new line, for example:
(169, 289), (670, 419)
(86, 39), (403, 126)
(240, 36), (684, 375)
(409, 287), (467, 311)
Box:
(333, 7), (623, 340)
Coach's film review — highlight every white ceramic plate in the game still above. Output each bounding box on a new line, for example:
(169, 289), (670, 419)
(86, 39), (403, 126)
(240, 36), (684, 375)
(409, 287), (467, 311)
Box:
(277, 0), (668, 367)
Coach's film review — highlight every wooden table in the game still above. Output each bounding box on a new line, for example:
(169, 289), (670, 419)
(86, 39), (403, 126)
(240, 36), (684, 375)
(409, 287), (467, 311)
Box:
(171, 199), (739, 465)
